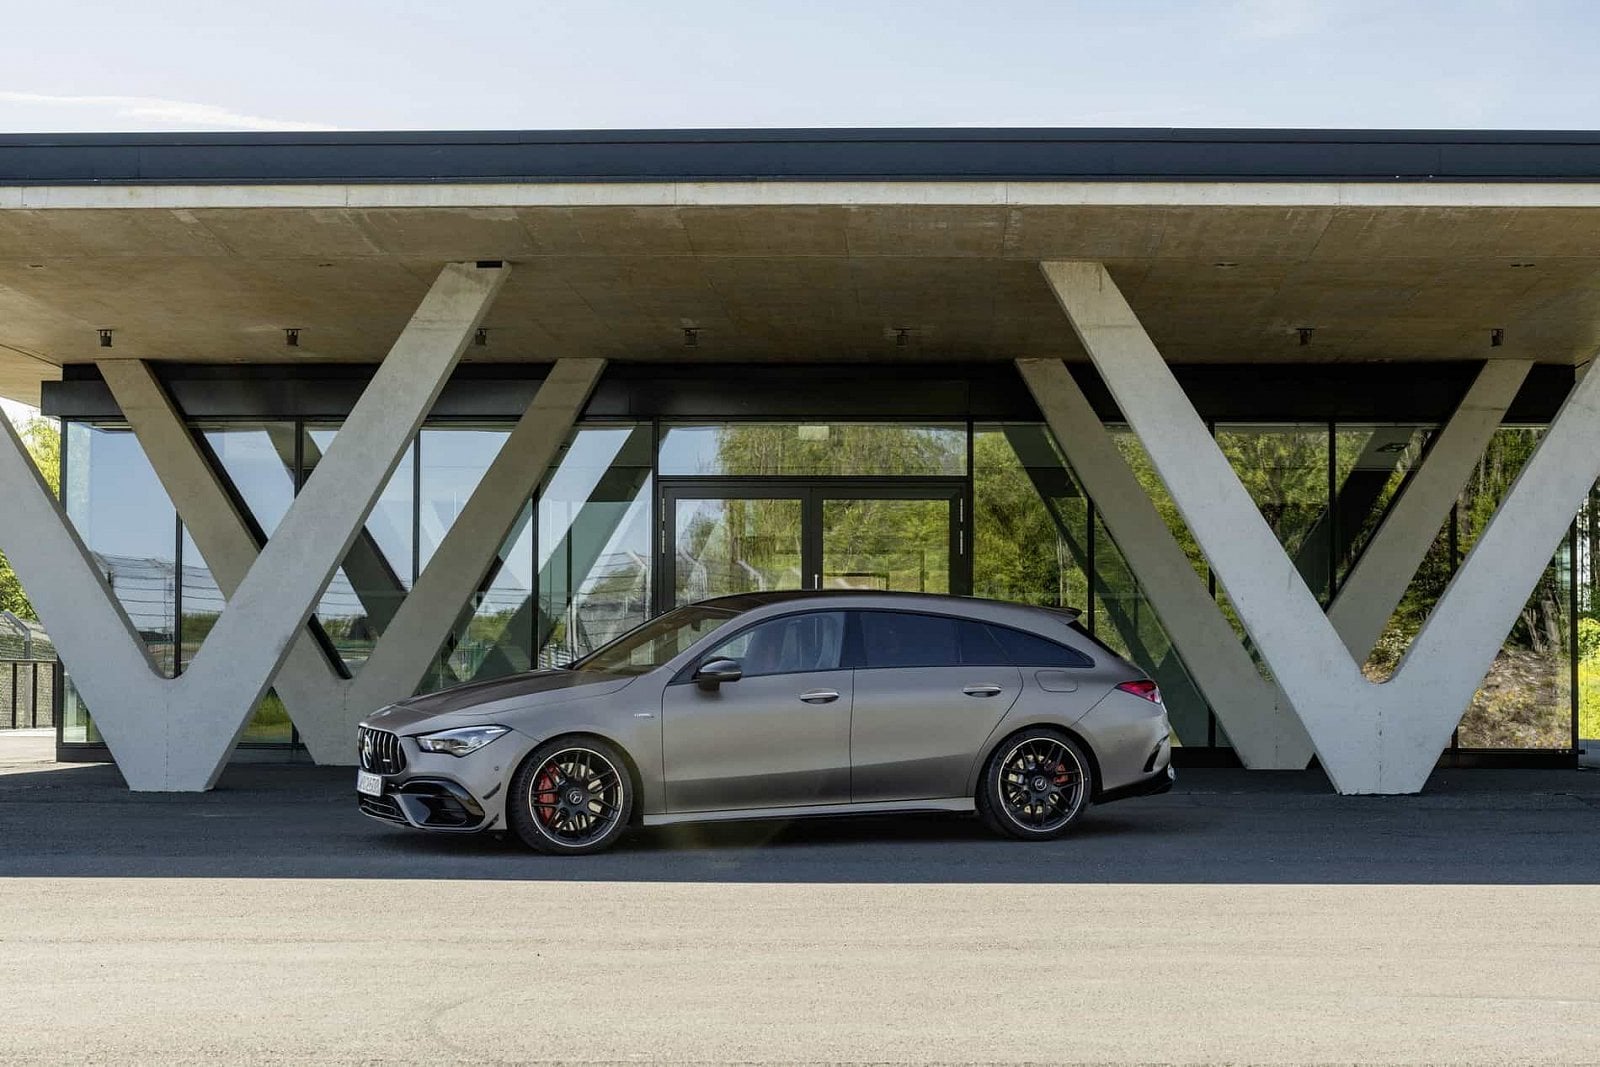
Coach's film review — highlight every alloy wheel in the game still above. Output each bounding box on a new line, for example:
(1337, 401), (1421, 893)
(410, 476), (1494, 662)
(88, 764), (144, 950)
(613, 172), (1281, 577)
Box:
(995, 736), (1085, 833)
(527, 747), (626, 847)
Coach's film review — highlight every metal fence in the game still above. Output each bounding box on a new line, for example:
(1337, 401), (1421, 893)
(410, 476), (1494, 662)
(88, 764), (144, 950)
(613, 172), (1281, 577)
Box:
(0, 612), (56, 730)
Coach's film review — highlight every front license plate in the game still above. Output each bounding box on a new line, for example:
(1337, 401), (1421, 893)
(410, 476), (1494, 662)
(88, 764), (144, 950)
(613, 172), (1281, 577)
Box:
(355, 770), (384, 797)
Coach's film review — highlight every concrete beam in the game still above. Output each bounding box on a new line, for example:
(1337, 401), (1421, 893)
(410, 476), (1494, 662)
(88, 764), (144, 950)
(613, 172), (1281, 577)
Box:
(1020, 356), (1527, 770)
(1328, 360), (1531, 659)
(105, 353), (603, 766)
(0, 414), (163, 773)
(99, 359), (347, 742)
(0, 262), (507, 789)
(279, 427), (409, 638)
(1017, 358), (1314, 768)
(327, 357), (605, 759)
(1041, 260), (1599, 793)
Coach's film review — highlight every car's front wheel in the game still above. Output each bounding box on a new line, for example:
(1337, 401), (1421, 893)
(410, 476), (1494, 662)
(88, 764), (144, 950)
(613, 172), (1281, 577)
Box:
(508, 736), (634, 855)
(976, 728), (1093, 841)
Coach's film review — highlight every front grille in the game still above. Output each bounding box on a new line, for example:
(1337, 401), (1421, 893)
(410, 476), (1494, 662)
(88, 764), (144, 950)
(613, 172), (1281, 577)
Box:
(358, 727), (406, 774)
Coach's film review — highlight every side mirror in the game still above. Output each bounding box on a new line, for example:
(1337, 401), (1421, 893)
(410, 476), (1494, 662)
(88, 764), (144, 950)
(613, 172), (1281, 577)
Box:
(694, 657), (743, 689)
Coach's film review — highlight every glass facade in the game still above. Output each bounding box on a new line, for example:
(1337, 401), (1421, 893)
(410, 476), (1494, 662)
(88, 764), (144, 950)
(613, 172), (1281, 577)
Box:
(54, 409), (1586, 763)
(660, 423), (966, 477)
(537, 425), (654, 668)
(61, 424), (177, 743)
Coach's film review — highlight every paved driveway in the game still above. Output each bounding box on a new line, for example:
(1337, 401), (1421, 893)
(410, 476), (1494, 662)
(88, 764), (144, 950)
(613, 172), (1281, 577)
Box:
(0, 750), (1596, 1064)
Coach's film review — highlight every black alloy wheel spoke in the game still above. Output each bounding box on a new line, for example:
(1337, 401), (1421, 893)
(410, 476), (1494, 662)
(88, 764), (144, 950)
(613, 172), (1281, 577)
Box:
(998, 737), (1080, 833)
(532, 747), (625, 846)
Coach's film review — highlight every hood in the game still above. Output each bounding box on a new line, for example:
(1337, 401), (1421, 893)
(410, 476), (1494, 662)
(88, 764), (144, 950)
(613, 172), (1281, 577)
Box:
(361, 669), (635, 733)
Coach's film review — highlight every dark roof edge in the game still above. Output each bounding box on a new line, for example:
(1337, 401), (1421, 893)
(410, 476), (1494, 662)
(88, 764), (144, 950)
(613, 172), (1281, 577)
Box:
(4, 127), (1600, 184)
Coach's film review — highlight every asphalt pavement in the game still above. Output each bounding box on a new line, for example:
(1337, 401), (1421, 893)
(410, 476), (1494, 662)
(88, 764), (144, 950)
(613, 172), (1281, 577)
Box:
(0, 739), (1597, 1064)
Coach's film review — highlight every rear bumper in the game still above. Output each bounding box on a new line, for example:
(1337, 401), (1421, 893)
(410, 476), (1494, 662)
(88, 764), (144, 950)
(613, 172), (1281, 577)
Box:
(1095, 764), (1176, 805)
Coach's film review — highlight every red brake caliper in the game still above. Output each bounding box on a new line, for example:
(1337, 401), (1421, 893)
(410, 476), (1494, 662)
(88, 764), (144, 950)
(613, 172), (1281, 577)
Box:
(534, 761), (560, 824)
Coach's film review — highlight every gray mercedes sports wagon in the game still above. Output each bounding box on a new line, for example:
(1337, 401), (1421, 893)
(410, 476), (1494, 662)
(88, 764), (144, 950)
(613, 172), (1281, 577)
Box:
(356, 591), (1174, 854)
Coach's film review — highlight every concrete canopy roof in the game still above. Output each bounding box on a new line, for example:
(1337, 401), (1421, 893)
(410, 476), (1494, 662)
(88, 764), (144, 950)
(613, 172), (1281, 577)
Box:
(3, 129), (1600, 405)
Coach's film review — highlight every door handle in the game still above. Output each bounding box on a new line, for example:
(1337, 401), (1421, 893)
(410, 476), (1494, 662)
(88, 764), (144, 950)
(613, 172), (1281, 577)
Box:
(963, 684), (1004, 697)
(799, 689), (840, 704)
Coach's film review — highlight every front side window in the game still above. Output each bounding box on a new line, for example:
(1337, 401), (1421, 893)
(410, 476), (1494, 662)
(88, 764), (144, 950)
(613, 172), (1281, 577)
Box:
(570, 605), (738, 675)
(703, 612), (846, 677)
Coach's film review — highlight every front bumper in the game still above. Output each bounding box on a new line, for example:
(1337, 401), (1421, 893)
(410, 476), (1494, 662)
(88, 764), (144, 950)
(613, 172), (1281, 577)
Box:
(357, 776), (491, 832)
(355, 726), (534, 833)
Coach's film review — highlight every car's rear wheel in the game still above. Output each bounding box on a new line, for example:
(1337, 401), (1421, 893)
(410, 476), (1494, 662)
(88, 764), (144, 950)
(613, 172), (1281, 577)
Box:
(976, 728), (1093, 841)
(508, 736), (634, 855)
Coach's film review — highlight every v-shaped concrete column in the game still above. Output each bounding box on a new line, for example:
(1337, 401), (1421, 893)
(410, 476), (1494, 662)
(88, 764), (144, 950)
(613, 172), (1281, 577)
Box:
(1018, 356), (1528, 769)
(1017, 358), (1313, 767)
(1039, 260), (1596, 793)
(103, 354), (605, 765)
(0, 261), (507, 789)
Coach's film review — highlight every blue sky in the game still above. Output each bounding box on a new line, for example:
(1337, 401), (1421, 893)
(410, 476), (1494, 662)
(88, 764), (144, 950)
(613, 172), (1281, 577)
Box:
(0, 0), (1594, 133)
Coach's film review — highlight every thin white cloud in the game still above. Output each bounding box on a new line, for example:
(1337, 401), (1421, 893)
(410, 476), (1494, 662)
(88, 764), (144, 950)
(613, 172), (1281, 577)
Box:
(1233, 0), (1324, 39)
(0, 91), (336, 132)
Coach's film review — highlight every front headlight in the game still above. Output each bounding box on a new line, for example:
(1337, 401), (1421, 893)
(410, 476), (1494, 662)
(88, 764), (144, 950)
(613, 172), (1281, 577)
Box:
(415, 725), (510, 757)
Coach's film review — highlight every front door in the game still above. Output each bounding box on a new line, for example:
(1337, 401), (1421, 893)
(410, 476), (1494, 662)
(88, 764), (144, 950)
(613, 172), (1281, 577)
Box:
(661, 609), (853, 812)
(662, 481), (966, 608)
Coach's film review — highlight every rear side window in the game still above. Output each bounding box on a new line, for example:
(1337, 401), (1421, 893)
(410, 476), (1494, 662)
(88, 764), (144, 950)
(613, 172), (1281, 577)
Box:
(957, 620), (1008, 665)
(987, 624), (1093, 668)
(853, 611), (1075, 669)
(858, 611), (958, 668)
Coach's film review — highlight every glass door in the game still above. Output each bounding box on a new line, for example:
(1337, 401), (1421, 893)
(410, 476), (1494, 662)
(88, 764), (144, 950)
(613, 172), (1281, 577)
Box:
(667, 488), (806, 607)
(814, 489), (958, 594)
(662, 481), (965, 609)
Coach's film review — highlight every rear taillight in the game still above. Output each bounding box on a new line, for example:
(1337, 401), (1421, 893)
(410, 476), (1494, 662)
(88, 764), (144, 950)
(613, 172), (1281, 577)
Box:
(1116, 679), (1162, 703)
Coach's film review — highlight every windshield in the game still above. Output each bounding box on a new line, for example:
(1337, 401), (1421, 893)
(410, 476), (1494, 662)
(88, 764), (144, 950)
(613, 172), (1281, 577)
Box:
(568, 605), (741, 675)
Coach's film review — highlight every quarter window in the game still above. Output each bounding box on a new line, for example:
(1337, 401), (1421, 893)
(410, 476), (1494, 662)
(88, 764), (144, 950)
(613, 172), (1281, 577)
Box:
(988, 625), (1093, 668)
(703, 612), (846, 677)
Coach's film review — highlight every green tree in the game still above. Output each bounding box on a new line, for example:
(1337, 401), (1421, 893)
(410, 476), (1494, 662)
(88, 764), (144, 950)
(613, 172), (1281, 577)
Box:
(0, 416), (61, 620)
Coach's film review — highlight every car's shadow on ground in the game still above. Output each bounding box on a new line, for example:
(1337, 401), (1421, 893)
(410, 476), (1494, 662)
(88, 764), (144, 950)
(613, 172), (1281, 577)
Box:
(379, 809), (1154, 858)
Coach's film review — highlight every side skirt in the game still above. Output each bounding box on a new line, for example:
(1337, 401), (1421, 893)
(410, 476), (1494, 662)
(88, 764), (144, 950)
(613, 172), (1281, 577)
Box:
(641, 797), (976, 827)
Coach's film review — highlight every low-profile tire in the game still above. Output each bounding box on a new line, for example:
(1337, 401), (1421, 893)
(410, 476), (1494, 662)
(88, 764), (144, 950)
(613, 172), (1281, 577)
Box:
(976, 728), (1094, 841)
(507, 736), (635, 856)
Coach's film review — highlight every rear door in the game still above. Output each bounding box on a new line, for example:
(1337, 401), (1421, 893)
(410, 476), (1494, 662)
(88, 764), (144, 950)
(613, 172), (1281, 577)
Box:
(847, 610), (1022, 802)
